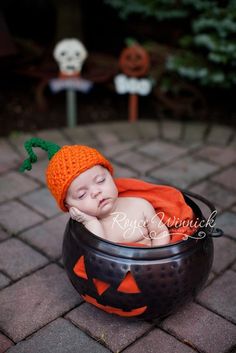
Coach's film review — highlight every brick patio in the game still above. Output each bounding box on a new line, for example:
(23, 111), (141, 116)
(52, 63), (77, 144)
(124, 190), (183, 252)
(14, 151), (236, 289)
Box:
(0, 120), (235, 353)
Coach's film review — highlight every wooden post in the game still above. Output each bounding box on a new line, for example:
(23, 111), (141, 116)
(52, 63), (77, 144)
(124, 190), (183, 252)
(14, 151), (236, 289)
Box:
(129, 94), (138, 122)
(118, 44), (150, 123)
(66, 89), (77, 127)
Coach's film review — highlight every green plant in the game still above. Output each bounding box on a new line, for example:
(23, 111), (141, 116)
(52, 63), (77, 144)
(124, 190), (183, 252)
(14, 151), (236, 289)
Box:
(167, 3), (236, 88)
(104, 0), (214, 20)
(105, 0), (236, 88)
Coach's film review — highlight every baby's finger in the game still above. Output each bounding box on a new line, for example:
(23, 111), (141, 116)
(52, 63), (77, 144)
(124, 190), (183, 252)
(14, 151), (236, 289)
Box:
(69, 207), (80, 217)
(70, 213), (78, 221)
(73, 216), (83, 222)
(69, 208), (85, 223)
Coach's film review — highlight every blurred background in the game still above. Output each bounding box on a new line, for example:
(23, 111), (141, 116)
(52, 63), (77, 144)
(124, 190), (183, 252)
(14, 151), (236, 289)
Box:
(0, 0), (235, 137)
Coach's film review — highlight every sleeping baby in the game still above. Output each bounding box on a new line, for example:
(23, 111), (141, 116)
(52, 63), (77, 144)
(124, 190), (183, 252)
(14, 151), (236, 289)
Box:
(19, 138), (170, 247)
(65, 165), (170, 246)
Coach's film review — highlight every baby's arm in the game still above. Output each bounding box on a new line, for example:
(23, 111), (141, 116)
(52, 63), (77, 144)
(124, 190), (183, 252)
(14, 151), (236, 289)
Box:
(69, 207), (106, 239)
(143, 202), (170, 246)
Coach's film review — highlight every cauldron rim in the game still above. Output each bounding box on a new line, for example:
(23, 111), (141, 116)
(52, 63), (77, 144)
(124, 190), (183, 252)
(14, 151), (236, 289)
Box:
(67, 192), (211, 261)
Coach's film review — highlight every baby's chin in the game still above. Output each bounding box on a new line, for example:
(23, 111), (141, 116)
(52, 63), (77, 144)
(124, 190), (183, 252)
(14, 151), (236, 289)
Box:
(98, 204), (114, 218)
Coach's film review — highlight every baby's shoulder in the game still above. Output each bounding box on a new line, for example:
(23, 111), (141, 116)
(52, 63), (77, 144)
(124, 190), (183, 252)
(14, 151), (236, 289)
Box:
(118, 197), (152, 209)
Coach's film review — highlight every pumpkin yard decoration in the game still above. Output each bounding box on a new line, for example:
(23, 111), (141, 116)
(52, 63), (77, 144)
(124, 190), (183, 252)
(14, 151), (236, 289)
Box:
(114, 43), (152, 122)
(62, 191), (223, 320)
(50, 38), (93, 127)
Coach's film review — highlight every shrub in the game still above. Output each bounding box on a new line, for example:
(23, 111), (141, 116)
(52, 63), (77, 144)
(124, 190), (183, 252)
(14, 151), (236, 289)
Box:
(105, 0), (236, 88)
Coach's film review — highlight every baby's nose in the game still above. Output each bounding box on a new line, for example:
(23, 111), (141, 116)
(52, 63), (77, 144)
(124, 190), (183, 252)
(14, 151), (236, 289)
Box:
(91, 188), (101, 198)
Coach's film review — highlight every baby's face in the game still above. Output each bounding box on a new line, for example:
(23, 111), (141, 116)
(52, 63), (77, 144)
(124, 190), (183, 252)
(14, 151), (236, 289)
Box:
(65, 165), (118, 218)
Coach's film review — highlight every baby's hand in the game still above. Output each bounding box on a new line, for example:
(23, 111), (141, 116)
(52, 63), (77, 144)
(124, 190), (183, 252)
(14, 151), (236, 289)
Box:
(69, 207), (105, 239)
(69, 207), (97, 225)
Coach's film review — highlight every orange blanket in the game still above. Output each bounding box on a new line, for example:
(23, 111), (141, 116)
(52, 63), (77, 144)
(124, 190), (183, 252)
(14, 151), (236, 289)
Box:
(115, 178), (197, 243)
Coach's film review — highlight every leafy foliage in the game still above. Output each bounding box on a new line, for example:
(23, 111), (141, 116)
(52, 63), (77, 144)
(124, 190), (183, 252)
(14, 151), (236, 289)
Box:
(105, 0), (236, 88)
(104, 0), (214, 20)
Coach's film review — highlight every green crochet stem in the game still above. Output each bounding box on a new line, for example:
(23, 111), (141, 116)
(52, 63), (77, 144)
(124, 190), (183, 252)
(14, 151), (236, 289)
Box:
(19, 137), (61, 172)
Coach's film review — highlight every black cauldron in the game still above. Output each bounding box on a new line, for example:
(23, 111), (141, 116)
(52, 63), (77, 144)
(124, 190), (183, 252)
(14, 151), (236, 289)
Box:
(62, 190), (223, 321)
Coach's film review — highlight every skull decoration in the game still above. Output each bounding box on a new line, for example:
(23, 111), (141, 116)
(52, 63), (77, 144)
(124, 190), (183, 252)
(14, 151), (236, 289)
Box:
(53, 38), (88, 77)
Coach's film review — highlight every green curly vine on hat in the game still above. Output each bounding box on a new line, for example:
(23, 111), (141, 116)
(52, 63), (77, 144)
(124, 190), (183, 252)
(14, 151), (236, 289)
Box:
(19, 137), (61, 172)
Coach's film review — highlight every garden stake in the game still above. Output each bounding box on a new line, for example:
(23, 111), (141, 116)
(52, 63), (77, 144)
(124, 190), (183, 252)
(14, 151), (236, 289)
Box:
(66, 89), (77, 128)
(129, 93), (138, 122)
(51, 38), (92, 128)
(114, 43), (152, 122)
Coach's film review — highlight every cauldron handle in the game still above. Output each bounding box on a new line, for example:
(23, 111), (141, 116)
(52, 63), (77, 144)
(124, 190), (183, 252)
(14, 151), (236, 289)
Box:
(181, 189), (224, 238)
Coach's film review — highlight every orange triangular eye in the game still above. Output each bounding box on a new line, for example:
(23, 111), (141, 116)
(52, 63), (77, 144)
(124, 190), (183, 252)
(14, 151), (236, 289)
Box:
(73, 255), (88, 279)
(117, 272), (141, 293)
(93, 278), (110, 295)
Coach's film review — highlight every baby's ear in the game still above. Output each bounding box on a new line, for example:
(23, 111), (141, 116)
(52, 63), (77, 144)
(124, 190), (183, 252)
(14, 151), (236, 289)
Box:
(64, 202), (70, 211)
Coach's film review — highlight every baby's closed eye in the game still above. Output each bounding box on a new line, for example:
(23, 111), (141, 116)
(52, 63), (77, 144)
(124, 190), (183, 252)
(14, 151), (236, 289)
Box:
(96, 176), (106, 183)
(78, 191), (87, 199)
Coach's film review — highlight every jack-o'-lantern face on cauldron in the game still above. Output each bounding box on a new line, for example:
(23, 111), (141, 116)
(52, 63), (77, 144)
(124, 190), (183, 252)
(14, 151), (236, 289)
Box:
(73, 255), (147, 317)
(67, 234), (214, 320)
(119, 45), (150, 78)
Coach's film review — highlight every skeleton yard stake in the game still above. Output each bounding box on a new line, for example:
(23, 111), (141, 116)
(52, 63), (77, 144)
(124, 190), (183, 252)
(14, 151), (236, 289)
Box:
(52, 38), (92, 127)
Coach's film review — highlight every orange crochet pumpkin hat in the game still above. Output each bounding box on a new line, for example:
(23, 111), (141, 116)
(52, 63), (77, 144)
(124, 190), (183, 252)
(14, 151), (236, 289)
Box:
(19, 138), (113, 211)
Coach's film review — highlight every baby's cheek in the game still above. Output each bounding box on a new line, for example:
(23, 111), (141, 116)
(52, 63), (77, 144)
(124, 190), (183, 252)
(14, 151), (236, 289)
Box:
(81, 200), (97, 215)
(68, 199), (82, 210)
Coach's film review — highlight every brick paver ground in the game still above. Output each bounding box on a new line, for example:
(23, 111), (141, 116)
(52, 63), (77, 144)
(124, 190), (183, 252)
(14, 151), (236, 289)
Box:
(0, 120), (235, 353)
(65, 303), (152, 352)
